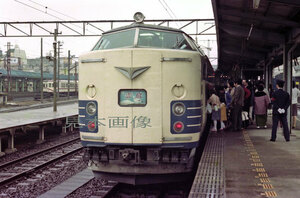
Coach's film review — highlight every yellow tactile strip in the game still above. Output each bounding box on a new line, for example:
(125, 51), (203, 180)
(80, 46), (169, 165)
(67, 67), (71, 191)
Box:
(243, 130), (278, 197)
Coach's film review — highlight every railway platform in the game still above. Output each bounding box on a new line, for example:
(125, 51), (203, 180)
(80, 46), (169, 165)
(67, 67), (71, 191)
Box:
(0, 102), (78, 156)
(189, 125), (300, 198)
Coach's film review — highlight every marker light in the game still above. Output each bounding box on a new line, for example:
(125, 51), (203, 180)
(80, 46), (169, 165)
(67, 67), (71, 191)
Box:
(88, 121), (96, 131)
(133, 12), (145, 23)
(172, 102), (185, 116)
(86, 102), (96, 115)
(174, 121), (184, 133)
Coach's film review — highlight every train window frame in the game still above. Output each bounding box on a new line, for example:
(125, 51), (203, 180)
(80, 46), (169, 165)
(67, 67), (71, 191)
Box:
(118, 89), (147, 107)
(184, 35), (205, 55)
(133, 28), (140, 47)
(92, 28), (136, 51)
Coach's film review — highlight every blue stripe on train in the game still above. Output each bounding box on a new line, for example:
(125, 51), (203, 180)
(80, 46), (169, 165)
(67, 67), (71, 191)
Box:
(170, 100), (202, 134)
(79, 100), (98, 133)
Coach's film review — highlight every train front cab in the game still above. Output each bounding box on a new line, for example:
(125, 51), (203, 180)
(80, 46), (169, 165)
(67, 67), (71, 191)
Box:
(79, 23), (207, 184)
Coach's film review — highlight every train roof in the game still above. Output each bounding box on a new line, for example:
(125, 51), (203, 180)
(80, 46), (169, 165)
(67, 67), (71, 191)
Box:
(103, 22), (185, 35)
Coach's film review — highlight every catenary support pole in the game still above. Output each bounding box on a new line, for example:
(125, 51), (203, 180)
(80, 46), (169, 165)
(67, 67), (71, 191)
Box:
(40, 37), (44, 103)
(68, 50), (70, 99)
(57, 41), (61, 99)
(53, 29), (58, 112)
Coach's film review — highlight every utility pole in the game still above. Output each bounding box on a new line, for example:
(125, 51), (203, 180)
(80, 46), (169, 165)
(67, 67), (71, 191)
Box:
(40, 38), (44, 103)
(57, 41), (63, 99)
(67, 50), (70, 99)
(51, 29), (60, 112)
(4, 42), (13, 95)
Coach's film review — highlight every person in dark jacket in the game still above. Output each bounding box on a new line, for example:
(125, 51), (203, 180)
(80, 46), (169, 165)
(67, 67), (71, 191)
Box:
(232, 79), (245, 131)
(270, 80), (291, 142)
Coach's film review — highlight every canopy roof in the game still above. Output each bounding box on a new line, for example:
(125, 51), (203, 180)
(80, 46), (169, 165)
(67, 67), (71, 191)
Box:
(212, 0), (300, 79)
(0, 68), (75, 80)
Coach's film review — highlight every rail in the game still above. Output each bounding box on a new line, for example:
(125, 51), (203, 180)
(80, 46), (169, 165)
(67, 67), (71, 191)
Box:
(0, 139), (82, 187)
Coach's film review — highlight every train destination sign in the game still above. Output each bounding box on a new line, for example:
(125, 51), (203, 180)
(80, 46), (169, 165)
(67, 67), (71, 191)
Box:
(118, 89), (147, 106)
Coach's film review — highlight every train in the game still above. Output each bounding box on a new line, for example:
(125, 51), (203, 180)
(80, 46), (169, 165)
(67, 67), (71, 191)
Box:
(34, 79), (77, 99)
(79, 12), (213, 185)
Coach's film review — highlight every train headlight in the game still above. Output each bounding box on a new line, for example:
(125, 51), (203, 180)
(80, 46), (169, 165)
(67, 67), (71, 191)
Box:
(173, 121), (184, 133)
(172, 102), (186, 116)
(86, 102), (97, 115)
(133, 12), (145, 23)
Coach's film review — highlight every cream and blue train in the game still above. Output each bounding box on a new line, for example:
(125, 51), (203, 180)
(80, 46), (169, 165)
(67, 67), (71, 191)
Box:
(79, 13), (212, 184)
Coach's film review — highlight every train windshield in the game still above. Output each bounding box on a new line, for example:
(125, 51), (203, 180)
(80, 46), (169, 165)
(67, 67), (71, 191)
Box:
(137, 29), (194, 51)
(93, 29), (135, 50)
(92, 27), (195, 51)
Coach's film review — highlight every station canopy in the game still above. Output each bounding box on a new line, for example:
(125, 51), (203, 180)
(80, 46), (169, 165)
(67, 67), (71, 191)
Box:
(212, 0), (300, 79)
(0, 68), (75, 80)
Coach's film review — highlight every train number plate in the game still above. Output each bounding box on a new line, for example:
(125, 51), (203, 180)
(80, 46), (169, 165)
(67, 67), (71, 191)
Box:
(119, 89), (147, 107)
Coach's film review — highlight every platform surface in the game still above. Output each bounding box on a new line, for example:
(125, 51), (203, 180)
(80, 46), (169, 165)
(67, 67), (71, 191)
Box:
(0, 102), (78, 131)
(190, 124), (300, 198)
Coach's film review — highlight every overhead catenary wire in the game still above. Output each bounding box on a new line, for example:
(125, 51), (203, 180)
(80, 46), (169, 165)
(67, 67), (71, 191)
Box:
(161, 0), (178, 21)
(157, 0), (181, 27)
(14, 0), (64, 21)
(27, 0), (101, 34)
(14, 0), (98, 35)
(28, 0), (78, 21)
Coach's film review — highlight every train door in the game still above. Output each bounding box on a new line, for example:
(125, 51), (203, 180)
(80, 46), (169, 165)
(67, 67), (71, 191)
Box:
(131, 49), (162, 144)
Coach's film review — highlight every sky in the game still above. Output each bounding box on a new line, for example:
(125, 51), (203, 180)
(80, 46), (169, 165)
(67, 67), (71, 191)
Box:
(0, 0), (217, 64)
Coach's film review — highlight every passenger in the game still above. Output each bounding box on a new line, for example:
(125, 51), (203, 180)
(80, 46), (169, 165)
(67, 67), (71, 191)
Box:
(270, 80), (290, 142)
(225, 82), (234, 108)
(248, 81), (255, 124)
(220, 102), (227, 131)
(216, 85), (226, 104)
(207, 90), (224, 132)
(292, 81), (300, 129)
(231, 79), (245, 132)
(242, 80), (251, 128)
(257, 81), (270, 98)
(225, 82), (234, 130)
(254, 84), (270, 129)
(217, 85), (227, 130)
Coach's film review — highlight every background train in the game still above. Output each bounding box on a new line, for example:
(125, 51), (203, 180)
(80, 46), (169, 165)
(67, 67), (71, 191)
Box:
(34, 79), (77, 99)
(79, 12), (213, 185)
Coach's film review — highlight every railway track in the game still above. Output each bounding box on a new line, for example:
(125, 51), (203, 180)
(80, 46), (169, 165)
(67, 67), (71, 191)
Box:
(65, 177), (191, 198)
(0, 137), (82, 187)
(97, 182), (190, 198)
